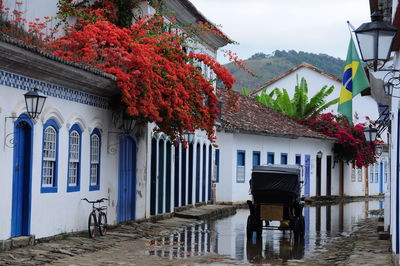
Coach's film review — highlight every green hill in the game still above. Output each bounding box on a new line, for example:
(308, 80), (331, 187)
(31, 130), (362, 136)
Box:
(222, 50), (345, 93)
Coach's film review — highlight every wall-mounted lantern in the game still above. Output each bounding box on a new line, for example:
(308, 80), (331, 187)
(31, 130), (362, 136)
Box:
(317, 151), (323, 159)
(24, 88), (47, 119)
(122, 113), (136, 133)
(354, 11), (397, 71)
(376, 143), (384, 156)
(363, 124), (378, 142)
(184, 131), (195, 144)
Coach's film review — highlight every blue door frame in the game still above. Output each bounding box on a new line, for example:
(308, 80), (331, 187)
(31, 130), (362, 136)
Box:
(150, 139), (157, 215)
(304, 155), (311, 197)
(166, 142), (172, 212)
(379, 162), (384, 194)
(202, 144), (206, 202)
(118, 135), (136, 222)
(157, 140), (164, 214)
(195, 143), (200, 203)
(397, 109), (400, 253)
(11, 116), (33, 237)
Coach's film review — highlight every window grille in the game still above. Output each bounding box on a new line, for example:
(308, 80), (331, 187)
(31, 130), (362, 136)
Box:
(375, 163), (379, 183)
(237, 150), (245, 183)
(68, 130), (80, 186)
(42, 126), (56, 187)
(90, 134), (100, 186)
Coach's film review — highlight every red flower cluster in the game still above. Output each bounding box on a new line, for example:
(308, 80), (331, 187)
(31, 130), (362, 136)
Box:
(43, 2), (235, 142)
(224, 49), (257, 77)
(300, 113), (376, 168)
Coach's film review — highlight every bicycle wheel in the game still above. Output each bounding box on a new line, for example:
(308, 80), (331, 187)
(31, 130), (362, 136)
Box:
(98, 212), (108, 236)
(88, 212), (96, 238)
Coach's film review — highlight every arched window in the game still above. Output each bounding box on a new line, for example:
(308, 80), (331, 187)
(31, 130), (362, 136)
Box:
(89, 129), (101, 191)
(41, 120), (58, 193)
(67, 124), (82, 192)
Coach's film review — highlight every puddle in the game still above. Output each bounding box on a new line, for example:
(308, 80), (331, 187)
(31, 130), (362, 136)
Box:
(147, 200), (383, 264)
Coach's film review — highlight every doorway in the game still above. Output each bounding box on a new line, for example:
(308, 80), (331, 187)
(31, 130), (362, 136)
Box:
(11, 116), (33, 237)
(118, 135), (136, 222)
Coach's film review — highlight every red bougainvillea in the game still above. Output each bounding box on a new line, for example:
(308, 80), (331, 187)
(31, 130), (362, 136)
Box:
(0, 0), (240, 142)
(300, 112), (376, 167)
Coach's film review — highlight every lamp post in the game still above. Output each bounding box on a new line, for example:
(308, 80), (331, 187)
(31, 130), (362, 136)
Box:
(363, 124), (378, 142)
(354, 10), (397, 71)
(184, 131), (195, 144)
(122, 113), (136, 133)
(376, 143), (384, 157)
(24, 88), (47, 119)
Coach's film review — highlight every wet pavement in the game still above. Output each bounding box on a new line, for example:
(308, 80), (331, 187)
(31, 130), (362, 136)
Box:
(0, 200), (392, 265)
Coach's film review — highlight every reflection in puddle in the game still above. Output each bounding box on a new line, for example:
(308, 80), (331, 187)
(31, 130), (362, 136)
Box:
(147, 200), (383, 264)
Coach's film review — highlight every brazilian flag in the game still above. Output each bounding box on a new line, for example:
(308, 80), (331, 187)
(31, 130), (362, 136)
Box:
(338, 38), (369, 123)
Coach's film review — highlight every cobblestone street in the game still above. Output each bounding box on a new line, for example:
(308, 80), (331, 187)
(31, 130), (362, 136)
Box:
(0, 204), (393, 265)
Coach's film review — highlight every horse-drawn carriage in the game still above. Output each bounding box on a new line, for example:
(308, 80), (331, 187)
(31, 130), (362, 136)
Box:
(246, 165), (305, 240)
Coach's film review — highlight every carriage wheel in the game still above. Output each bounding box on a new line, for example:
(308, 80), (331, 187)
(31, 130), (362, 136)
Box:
(256, 220), (263, 239)
(299, 215), (305, 238)
(293, 216), (305, 241)
(246, 215), (254, 240)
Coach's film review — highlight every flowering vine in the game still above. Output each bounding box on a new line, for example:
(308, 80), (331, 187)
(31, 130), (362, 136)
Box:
(0, 0), (242, 143)
(299, 112), (376, 168)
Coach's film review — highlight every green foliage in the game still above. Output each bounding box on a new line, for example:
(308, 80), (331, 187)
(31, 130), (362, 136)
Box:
(244, 77), (339, 120)
(223, 50), (345, 92)
(248, 52), (267, 60)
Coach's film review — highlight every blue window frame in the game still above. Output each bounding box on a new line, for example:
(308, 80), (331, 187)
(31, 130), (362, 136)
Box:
(267, 152), (274, 164)
(281, 153), (288, 165)
(89, 128), (101, 191)
(253, 151), (260, 166)
(215, 149), (220, 183)
(237, 150), (245, 183)
(41, 119), (59, 193)
(295, 154), (301, 165)
(67, 124), (82, 192)
(370, 165), (374, 183)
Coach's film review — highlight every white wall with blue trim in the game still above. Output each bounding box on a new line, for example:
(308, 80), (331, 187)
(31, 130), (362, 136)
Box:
(0, 70), (150, 240)
(215, 131), (340, 203)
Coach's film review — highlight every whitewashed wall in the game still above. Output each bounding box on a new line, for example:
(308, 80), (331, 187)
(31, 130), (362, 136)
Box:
(0, 73), (149, 240)
(215, 131), (337, 203)
(256, 67), (379, 124)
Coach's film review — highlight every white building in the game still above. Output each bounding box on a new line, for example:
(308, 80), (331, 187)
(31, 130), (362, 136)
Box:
(250, 63), (386, 197)
(0, 0), (228, 241)
(215, 89), (342, 203)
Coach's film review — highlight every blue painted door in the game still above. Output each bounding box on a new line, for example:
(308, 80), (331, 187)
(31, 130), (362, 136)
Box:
(379, 162), (384, 194)
(150, 139), (157, 215)
(118, 135), (136, 222)
(11, 117), (33, 237)
(304, 155), (311, 197)
(157, 140), (164, 214)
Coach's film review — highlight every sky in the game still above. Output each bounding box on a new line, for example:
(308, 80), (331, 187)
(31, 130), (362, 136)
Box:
(190, 0), (371, 64)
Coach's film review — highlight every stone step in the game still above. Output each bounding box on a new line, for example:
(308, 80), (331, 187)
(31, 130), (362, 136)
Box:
(175, 205), (236, 220)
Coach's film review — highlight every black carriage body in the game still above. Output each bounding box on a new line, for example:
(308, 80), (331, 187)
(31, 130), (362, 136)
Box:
(247, 165), (305, 240)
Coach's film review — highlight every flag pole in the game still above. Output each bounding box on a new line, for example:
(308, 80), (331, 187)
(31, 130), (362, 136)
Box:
(347, 21), (363, 63)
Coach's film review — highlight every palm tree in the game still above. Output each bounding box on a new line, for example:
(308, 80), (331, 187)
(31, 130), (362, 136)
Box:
(242, 77), (339, 120)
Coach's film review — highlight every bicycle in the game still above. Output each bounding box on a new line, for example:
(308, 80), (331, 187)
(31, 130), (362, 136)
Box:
(81, 198), (108, 238)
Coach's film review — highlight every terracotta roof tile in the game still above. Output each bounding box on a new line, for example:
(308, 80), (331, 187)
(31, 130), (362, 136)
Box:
(217, 89), (334, 141)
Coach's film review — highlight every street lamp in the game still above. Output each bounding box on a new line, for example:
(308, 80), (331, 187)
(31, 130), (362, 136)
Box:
(184, 131), (195, 143)
(24, 88), (47, 119)
(376, 143), (384, 157)
(122, 113), (136, 133)
(363, 124), (378, 142)
(354, 10), (397, 71)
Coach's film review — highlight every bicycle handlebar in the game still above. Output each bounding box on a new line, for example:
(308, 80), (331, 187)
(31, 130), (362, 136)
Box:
(81, 198), (108, 204)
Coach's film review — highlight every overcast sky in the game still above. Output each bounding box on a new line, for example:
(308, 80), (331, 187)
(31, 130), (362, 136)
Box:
(190, 0), (371, 64)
